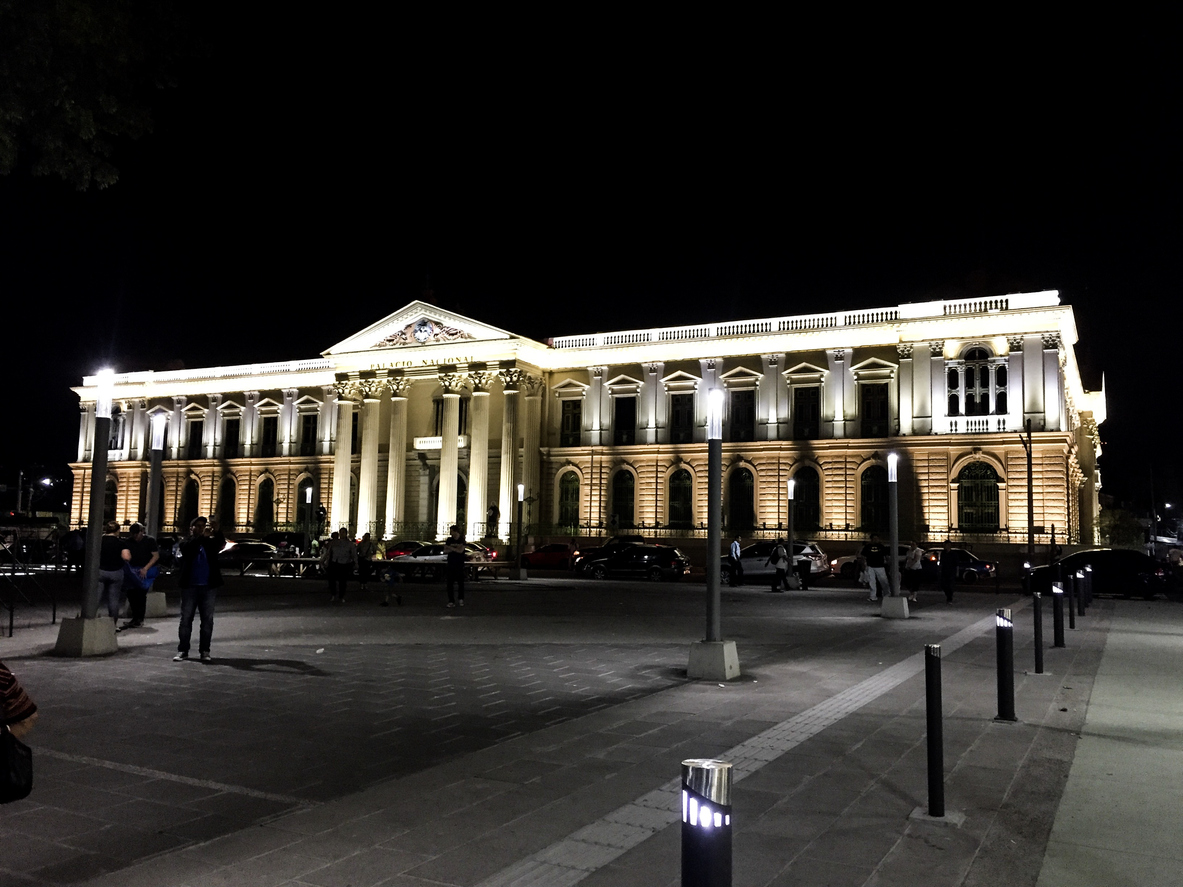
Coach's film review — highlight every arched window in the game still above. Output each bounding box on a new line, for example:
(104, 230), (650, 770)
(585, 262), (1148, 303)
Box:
(611, 471), (635, 529)
(558, 472), (580, 528)
(728, 468), (755, 530)
(669, 469), (692, 528)
(255, 477), (275, 534)
(103, 479), (117, 523)
(296, 478), (315, 532)
(218, 476), (236, 530)
(179, 478), (199, 529)
(957, 462), (1000, 531)
(792, 466), (821, 530)
(860, 465), (888, 532)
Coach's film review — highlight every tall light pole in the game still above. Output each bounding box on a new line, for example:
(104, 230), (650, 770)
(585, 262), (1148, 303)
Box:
(688, 388), (739, 680)
(56, 369), (119, 655)
(786, 477), (795, 586)
(145, 413), (166, 540)
(887, 452), (900, 597)
(512, 482), (527, 580)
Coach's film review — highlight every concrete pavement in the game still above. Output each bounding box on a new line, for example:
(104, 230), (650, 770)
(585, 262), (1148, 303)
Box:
(0, 571), (1175, 886)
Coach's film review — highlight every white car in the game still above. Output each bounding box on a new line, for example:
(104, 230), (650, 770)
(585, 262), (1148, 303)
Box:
(388, 544), (489, 580)
(831, 545), (909, 583)
(720, 540), (830, 586)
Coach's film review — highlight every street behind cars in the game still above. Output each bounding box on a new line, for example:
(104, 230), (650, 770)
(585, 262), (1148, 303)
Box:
(585, 544), (690, 581)
(1024, 548), (1166, 599)
(721, 540), (830, 586)
(922, 548), (996, 582)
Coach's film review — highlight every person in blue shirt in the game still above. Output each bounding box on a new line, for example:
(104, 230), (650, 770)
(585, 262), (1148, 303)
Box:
(173, 516), (225, 663)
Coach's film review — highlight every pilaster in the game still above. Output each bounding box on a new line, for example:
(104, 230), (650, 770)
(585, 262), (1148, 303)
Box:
(383, 375), (411, 536)
(331, 383), (356, 532)
(466, 370), (494, 538)
(498, 367), (524, 539)
(357, 379), (384, 535)
(435, 369), (466, 537)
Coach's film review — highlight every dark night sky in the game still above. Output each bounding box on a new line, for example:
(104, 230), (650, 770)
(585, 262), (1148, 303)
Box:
(1, 14), (1178, 513)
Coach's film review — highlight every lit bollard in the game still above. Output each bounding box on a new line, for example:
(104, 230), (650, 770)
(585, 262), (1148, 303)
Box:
(1065, 573), (1076, 630)
(682, 759), (732, 887)
(1052, 584), (1066, 648)
(1032, 592), (1044, 674)
(1077, 570), (1087, 615)
(925, 644), (945, 817)
(1084, 567), (1094, 607)
(995, 609), (1017, 722)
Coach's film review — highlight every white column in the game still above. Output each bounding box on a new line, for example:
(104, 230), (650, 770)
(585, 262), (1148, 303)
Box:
(130, 399), (148, 460)
(643, 362), (660, 444)
(280, 388), (297, 456)
(1043, 333), (1062, 432)
(435, 372), (465, 537)
(331, 390), (355, 532)
(384, 378), (411, 537)
(78, 403), (95, 461)
(1007, 336), (1024, 432)
(760, 354), (780, 440)
(929, 342), (946, 435)
(205, 394), (221, 458)
(466, 372), (493, 538)
(357, 388), (382, 534)
(589, 366), (607, 446)
(170, 396), (185, 459)
(897, 345), (914, 435)
(827, 350), (847, 438)
(242, 391), (259, 457)
(319, 386), (336, 455)
(498, 369), (524, 540)
(521, 376), (543, 517)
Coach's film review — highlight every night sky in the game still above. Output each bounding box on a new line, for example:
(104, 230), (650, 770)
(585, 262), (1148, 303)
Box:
(1, 14), (1178, 514)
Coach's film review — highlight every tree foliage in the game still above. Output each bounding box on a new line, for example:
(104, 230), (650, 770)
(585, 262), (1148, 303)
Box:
(0, 0), (191, 189)
(1097, 507), (1145, 547)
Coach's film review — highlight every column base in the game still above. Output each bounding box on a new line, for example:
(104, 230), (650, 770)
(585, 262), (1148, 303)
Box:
(145, 591), (168, 618)
(53, 616), (119, 657)
(687, 640), (741, 681)
(510, 566), (528, 580)
(881, 597), (910, 619)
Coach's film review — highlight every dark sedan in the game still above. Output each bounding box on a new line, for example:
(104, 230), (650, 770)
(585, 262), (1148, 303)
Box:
(585, 545), (690, 581)
(1024, 549), (1166, 600)
(521, 543), (575, 569)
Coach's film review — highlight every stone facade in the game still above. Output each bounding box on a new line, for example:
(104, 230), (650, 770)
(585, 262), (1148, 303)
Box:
(69, 291), (1105, 545)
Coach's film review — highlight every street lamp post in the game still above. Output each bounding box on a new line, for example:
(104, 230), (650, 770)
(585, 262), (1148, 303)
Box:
(786, 478), (795, 588)
(55, 369), (119, 655)
(512, 482), (527, 580)
(145, 413), (167, 540)
(687, 388), (740, 680)
(887, 453), (900, 598)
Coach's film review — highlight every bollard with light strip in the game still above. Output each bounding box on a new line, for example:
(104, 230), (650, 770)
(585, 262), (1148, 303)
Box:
(681, 759), (732, 887)
(1032, 592), (1044, 674)
(1065, 572), (1076, 630)
(1052, 583), (1065, 648)
(1077, 569), (1087, 615)
(925, 644), (945, 816)
(887, 453), (900, 597)
(1083, 565), (1093, 607)
(995, 609), (1017, 722)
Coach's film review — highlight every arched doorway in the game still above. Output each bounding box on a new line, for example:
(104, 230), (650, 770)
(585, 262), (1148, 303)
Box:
(218, 476), (236, 530)
(179, 478), (199, 530)
(296, 478), (315, 536)
(611, 471), (635, 529)
(860, 465), (888, 532)
(558, 472), (580, 529)
(668, 469), (692, 528)
(792, 466), (820, 530)
(957, 462), (1000, 531)
(255, 477), (275, 534)
(728, 468), (755, 530)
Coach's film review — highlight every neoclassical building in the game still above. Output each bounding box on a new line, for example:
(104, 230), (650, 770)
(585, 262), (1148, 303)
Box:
(69, 290), (1105, 546)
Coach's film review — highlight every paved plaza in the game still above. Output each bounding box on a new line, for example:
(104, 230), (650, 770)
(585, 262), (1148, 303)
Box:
(1, 570), (1180, 886)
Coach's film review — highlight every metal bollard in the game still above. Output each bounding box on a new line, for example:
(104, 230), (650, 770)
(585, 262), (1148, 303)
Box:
(1077, 570), (1087, 615)
(1052, 584), (1065, 648)
(995, 609), (1017, 722)
(1066, 573), (1076, 630)
(682, 759), (732, 887)
(925, 644), (945, 817)
(1032, 592), (1044, 674)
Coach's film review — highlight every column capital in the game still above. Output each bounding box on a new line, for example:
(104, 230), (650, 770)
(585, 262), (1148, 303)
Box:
(356, 379), (384, 400)
(469, 370), (496, 393)
(1007, 335), (1024, 352)
(438, 370), (468, 395)
(929, 341), (945, 357)
(333, 381), (360, 402)
(385, 375), (413, 398)
(1041, 332), (1062, 350)
(521, 375), (545, 397)
(500, 368), (527, 391)
(897, 343), (914, 359)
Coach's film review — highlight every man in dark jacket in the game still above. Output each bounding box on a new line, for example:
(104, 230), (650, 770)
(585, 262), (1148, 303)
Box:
(174, 516), (225, 663)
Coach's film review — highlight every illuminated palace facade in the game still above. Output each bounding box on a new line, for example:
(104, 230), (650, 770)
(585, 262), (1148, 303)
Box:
(69, 291), (1104, 545)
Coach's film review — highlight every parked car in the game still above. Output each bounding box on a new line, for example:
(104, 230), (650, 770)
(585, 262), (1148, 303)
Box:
(385, 540), (428, 559)
(217, 541), (278, 569)
(585, 544), (690, 581)
(720, 540), (830, 586)
(574, 536), (647, 573)
(521, 543), (575, 569)
(831, 545), (908, 581)
(921, 548), (996, 582)
(1023, 549), (1166, 600)
(387, 543), (490, 580)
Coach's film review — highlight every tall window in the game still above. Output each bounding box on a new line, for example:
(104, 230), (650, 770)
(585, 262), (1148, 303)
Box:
(560, 400), (581, 447)
(103, 479), (117, 522)
(296, 478), (315, 531)
(861, 384), (889, 438)
(957, 462), (1000, 531)
(179, 478), (199, 529)
(218, 476), (236, 529)
(949, 348), (1002, 417)
(729, 390), (755, 442)
(614, 397), (636, 446)
(433, 398), (470, 436)
(300, 414), (318, 456)
(224, 418), (240, 458)
(611, 471), (635, 528)
(669, 469), (693, 528)
(558, 472), (580, 527)
(728, 468), (755, 530)
(670, 393), (694, 443)
(261, 416), (279, 457)
(255, 477), (275, 533)
(793, 387), (820, 439)
(792, 466), (821, 530)
(860, 465), (888, 532)
(187, 420), (204, 459)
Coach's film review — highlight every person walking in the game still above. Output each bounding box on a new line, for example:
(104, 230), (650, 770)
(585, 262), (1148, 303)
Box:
(766, 538), (789, 592)
(939, 538), (957, 603)
(1, 660), (38, 740)
(322, 528), (357, 602)
(903, 540), (924, 602)
(356, 532), (378, 591)
(174, 516), (225, 663)
(118, 522), (159, 631)
(729, 535), (744, 586)
(96, 520), (125, 619)
(445, 525), (467, 607)
(861, 533), (889, 601)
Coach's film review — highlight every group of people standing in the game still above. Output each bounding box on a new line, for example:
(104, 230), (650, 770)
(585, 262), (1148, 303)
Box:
(860, 535), (958, 603)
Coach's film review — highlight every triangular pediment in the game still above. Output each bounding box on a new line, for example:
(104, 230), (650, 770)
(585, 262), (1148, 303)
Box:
(784, 361), (828, 377)
(552, 378), (590, 397)
(324, 301), (519, 354)
(719, 366), (763, 388)
(660, 370), (702, 390)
